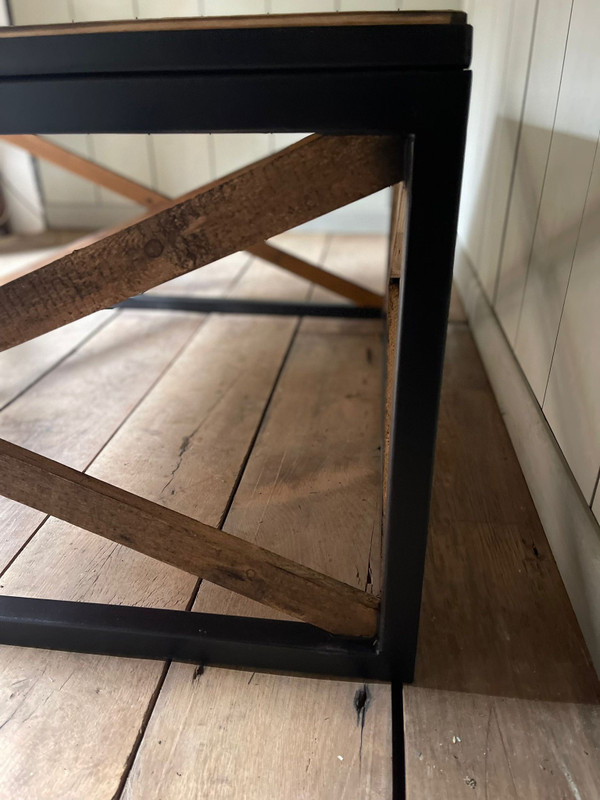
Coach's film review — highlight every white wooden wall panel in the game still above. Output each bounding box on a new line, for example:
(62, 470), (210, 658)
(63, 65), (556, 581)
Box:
(9, 0), (70, 24)
(542, 134), (600, 501)
(70, 0), (133, 21)
(91, 135), (154, 207)
(204, 0), (267, 13)
(339, 1), (398, 10)
(515, 0), (600, 402)
(494, 0), (573, 345)
(38, 135), (97, 206)
(135, 0), (201, 17)
(151, 134), (212, 197)
(456, 0), (511, 298)
(403, 0), (463, 9)
(474, 0), (536, 302)
(212, 134), (271, 177)
(271, 133), (307, 150)
(270, 0), (336, 11)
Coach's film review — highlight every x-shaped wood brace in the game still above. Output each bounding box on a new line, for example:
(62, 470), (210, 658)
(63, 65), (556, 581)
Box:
(0, 133), (404, 637)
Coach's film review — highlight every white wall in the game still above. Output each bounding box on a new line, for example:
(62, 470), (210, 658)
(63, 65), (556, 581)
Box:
(459, 0), (600, 521)
(457, 0), (600, 669)
(0, 0), (44, 232)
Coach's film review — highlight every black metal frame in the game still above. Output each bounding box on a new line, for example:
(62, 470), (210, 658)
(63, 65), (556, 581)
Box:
(0, 17), (471, 798)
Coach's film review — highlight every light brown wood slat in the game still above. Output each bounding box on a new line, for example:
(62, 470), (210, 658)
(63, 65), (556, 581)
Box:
(0, 437), (378, 637)
(388, 182), (407, 281)
(383, 183), (405, 507)
(250, 240), (383, 307)
(0, 12), (467, 38)
(404, 325), (600, 799)
(0, 229), (119, 288)
(1, 135), (166, 207)
(0, 306), (218, 571)
(2, 134), (381, 306)
(0, 134), (402, 351)
(383, 280), (399, 511)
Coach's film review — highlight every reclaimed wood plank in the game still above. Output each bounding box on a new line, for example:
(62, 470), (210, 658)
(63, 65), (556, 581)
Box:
(2, 134), (380, 306)
(0, 438), (378, 637)
(0, 11), (466, 38)
(0, 309), (215, 572)
(250, 241), (383, 307)
(0, 135), (403, 351)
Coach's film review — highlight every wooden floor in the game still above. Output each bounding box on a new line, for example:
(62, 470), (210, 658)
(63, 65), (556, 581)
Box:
(0, 234), (598, 799)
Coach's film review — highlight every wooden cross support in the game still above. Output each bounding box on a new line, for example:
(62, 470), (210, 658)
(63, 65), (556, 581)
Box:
(0, 438), (378, 637)
(1, 134), (384, 308)
(0, 133), (392, 351)
(0, 131), (403, 637)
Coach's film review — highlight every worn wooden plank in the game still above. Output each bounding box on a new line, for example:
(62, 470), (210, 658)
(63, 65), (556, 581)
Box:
(383, 280), (398, 512)
(249, 241), (383, 307)
(2, 134), (381, 306)
(0, 11), (466, 38)
(388, 182), (406, 281)
(121, 241), (390, 798)
(404, 325), (600, 799)
(1, 134), (165, 207)
(0, 135), (402, 351)
(0, 308), (217, 572)
(383, 184), (405, 508)
(0, 437), (378, 637)
(0, 308), (113, 410)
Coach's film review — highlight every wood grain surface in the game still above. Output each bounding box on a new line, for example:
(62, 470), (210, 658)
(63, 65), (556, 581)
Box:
(0, 437), (378, 637)
(2, 134), (380, 306)
(0, 135), (402, 351)
(0, 11), (467, 38)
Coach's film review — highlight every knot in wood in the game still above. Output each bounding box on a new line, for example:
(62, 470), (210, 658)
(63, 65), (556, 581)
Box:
(144, 238), (164, 258)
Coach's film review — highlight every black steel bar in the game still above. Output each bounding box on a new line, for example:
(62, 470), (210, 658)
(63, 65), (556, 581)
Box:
(0, 595), (386, 679)
(378, 74), (471, 683)
(392, 682), (407, 800)
(0, 69), (469, 134)
(117, 295), (382, 319)
(0, 23), (471, 78)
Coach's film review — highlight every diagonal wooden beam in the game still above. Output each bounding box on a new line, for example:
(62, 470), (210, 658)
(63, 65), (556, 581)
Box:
(249, 241), (383, 307)
(1, 134), (167, 207)
(0, 438), (379, 637)
(0, 134), (401, 352)
(2, 134), (385, 307)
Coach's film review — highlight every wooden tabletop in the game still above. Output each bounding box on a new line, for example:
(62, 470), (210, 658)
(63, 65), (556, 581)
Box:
(0, 11), (467, 38)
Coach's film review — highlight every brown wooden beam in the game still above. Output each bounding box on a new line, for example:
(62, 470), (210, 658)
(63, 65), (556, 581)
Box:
(0, 438), (379, 637)
(3, 134), (384, 305)
(1, 134), (166, 207)
(0, 136), (394, 340)
(383, 183), (406, 509)
(0, 12), (466, 39)
(250, 241), (383, 308)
